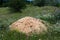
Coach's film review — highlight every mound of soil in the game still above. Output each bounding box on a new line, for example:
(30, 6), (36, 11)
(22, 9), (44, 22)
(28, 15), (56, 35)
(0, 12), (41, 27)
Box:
(9, 17), (47, 35)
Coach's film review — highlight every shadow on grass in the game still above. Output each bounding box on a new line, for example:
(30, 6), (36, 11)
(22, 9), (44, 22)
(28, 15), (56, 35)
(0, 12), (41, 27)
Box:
(1, 30), (27, 40)
(0, 30), (48, 40)
(0, 27), (60, 40)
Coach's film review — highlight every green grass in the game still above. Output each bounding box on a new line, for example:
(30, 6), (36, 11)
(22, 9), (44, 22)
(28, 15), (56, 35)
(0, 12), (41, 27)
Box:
(0, 6), (60, 40)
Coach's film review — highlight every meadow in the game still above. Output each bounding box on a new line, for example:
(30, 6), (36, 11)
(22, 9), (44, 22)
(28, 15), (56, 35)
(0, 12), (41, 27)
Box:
(0, 6), (60, 40)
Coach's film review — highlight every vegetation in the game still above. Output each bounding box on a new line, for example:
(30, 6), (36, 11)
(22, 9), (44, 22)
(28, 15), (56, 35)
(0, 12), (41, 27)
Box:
(0, 0), (60, 40)
(7, 0), (26, 12)
(0, 6), (60, 40)
(33, 0), (60, 7)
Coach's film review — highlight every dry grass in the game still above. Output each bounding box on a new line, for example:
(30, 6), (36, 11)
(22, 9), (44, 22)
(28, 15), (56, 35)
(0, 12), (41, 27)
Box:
(9, 17), (47, 35)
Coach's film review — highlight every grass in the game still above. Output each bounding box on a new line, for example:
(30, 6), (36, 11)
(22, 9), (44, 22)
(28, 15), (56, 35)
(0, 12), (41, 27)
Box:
(0, 6), (60, 40)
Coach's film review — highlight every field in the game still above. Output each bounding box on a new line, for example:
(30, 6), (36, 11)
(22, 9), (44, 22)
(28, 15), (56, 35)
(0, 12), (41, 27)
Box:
(0, 6), (60, 40)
